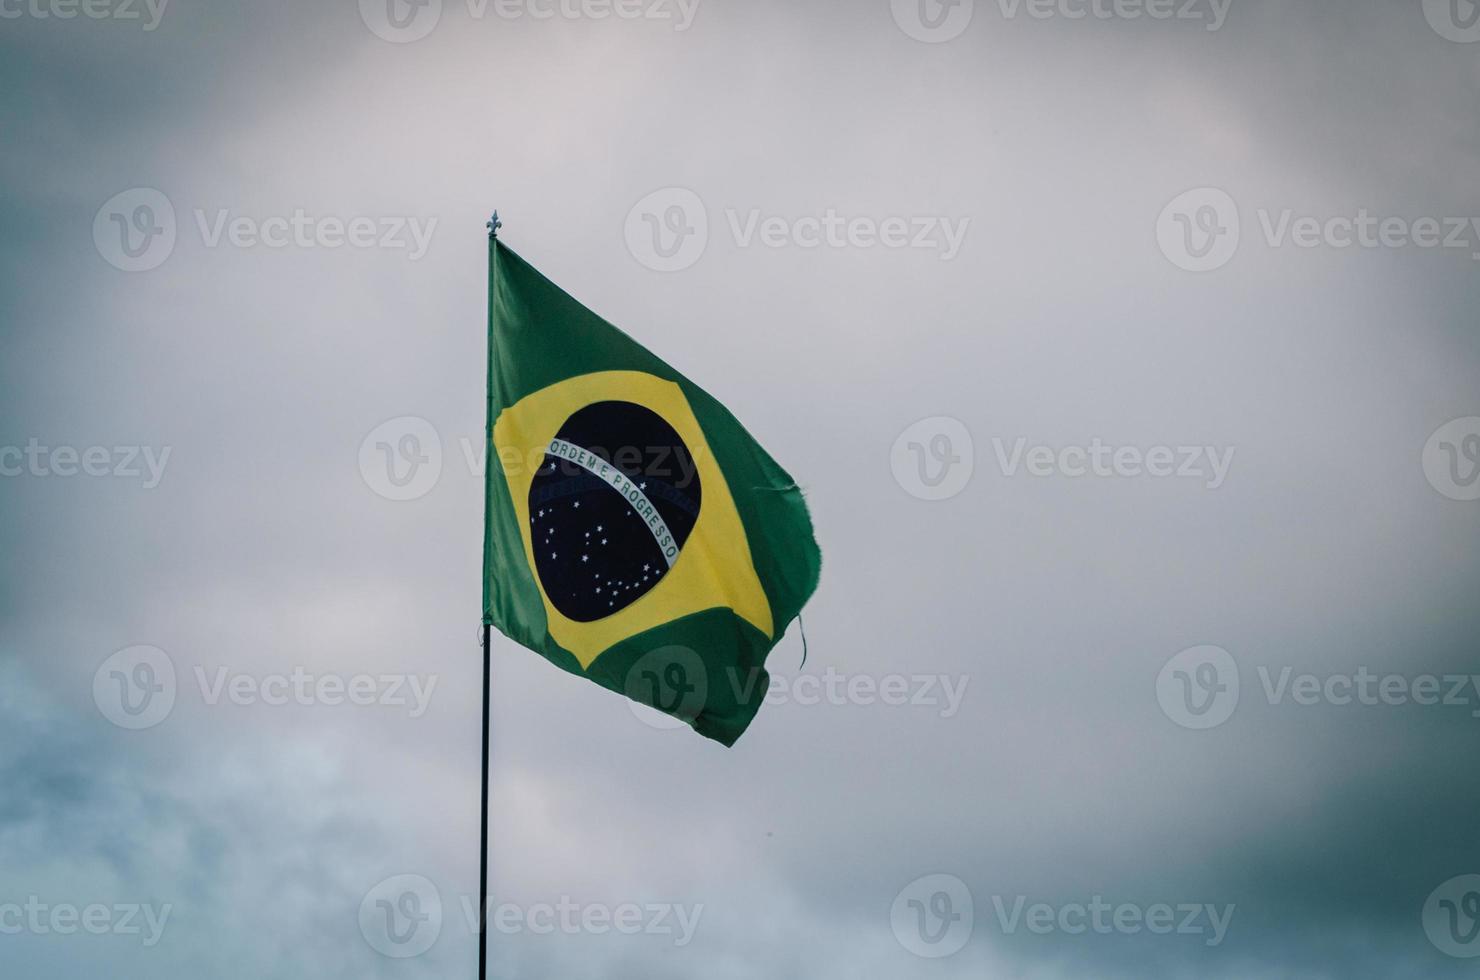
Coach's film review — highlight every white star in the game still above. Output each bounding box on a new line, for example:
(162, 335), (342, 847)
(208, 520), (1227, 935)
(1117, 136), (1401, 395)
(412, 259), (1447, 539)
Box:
(550, 552), (557, 559)
(640, 481), (647, 489)
(538, 510), (545, 517)
(573, 501), (580, 509)
(581, 555), (589, 563)
(596, 525), (603, 532)
(601, 538), (608, 545)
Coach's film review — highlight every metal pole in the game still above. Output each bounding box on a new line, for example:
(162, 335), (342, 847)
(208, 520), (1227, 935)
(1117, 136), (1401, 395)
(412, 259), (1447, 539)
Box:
(478, 623), (491, 980)
(479, 209), (500, 980)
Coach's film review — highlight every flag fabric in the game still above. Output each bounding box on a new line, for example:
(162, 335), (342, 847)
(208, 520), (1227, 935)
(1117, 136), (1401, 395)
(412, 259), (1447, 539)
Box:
(482, 237), (821, 746)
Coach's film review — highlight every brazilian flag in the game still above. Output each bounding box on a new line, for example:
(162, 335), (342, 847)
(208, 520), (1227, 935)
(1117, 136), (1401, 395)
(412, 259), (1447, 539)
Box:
(481, 236), (821, 746)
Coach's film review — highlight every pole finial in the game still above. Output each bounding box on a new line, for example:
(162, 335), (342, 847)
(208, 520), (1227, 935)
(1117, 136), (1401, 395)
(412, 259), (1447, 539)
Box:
(487, 210), (502, 238)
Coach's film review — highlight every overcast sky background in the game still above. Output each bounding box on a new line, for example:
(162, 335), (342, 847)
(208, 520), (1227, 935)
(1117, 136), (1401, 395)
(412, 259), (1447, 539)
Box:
(3, 0), (1480, 977)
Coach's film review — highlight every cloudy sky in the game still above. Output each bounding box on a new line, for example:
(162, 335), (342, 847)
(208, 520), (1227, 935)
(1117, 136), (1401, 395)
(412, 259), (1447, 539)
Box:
(4, 0), (1480, 976)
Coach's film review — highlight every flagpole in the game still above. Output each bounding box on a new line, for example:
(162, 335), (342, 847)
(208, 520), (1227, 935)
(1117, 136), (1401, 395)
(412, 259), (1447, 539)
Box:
(479, 209), (501, 980)
(478, 621), (490, 980)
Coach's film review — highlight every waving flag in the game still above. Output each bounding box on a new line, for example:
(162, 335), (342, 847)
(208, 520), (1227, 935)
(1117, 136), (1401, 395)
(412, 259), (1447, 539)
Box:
(482, 236), (821, 745)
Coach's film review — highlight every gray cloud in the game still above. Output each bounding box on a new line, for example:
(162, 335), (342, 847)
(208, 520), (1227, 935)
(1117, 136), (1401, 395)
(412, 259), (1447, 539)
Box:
(3, 1), (1479, 977)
